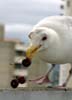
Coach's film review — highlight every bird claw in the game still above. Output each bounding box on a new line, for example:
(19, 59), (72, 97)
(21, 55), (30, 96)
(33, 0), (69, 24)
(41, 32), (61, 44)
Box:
(47, 85), (67, 91)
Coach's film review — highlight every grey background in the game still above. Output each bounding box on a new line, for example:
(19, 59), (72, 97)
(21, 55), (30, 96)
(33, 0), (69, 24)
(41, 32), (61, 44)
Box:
(0, 0), (61, 24)
(3, 0), (62, 43)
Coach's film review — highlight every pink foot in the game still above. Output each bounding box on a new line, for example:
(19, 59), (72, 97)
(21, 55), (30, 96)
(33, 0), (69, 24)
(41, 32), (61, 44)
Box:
(55, 83), (66, 88)
(49, 83), (67, 90)
(29, 75), (52, 84)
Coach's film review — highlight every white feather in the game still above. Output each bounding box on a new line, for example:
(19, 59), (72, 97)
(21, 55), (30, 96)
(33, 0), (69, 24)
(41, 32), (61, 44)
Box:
(29, 16), (72, 64)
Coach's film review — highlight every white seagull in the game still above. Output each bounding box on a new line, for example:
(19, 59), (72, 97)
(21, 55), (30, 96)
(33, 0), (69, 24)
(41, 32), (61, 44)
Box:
(25, 16), (72, 87)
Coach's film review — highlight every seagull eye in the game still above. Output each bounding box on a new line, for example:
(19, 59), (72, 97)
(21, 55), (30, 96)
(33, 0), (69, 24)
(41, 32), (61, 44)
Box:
(42, 36), (47, 41)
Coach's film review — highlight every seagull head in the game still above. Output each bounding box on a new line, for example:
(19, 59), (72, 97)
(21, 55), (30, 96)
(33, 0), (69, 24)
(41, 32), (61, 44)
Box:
(26, 27), (58, 59)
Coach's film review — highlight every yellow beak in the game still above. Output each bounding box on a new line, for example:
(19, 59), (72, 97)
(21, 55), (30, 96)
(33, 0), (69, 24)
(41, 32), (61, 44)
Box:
(26, 45), (41, 59)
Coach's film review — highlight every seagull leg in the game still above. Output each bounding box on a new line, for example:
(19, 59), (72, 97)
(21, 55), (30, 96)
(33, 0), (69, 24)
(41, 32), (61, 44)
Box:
(47, 64), (55, 75)
(29, 64), (55, 84)
(47, 65), (72, 90)
(61, 68), (72, 87)
(55, 67), (72, 89)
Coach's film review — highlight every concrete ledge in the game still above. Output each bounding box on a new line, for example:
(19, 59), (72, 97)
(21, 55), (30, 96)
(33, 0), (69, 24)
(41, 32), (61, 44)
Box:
(0, 90), (71, 100)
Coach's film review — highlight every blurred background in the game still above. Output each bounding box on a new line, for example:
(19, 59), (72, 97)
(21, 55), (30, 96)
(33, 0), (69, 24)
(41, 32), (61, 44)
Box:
(1, 0), (64, 43)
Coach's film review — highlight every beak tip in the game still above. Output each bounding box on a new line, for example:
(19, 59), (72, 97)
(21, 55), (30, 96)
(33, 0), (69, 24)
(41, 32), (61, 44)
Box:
(22, 57), (31, 67)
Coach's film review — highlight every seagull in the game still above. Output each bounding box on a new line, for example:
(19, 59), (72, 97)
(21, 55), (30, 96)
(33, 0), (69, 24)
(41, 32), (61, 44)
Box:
(23, 16), (72, 87)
